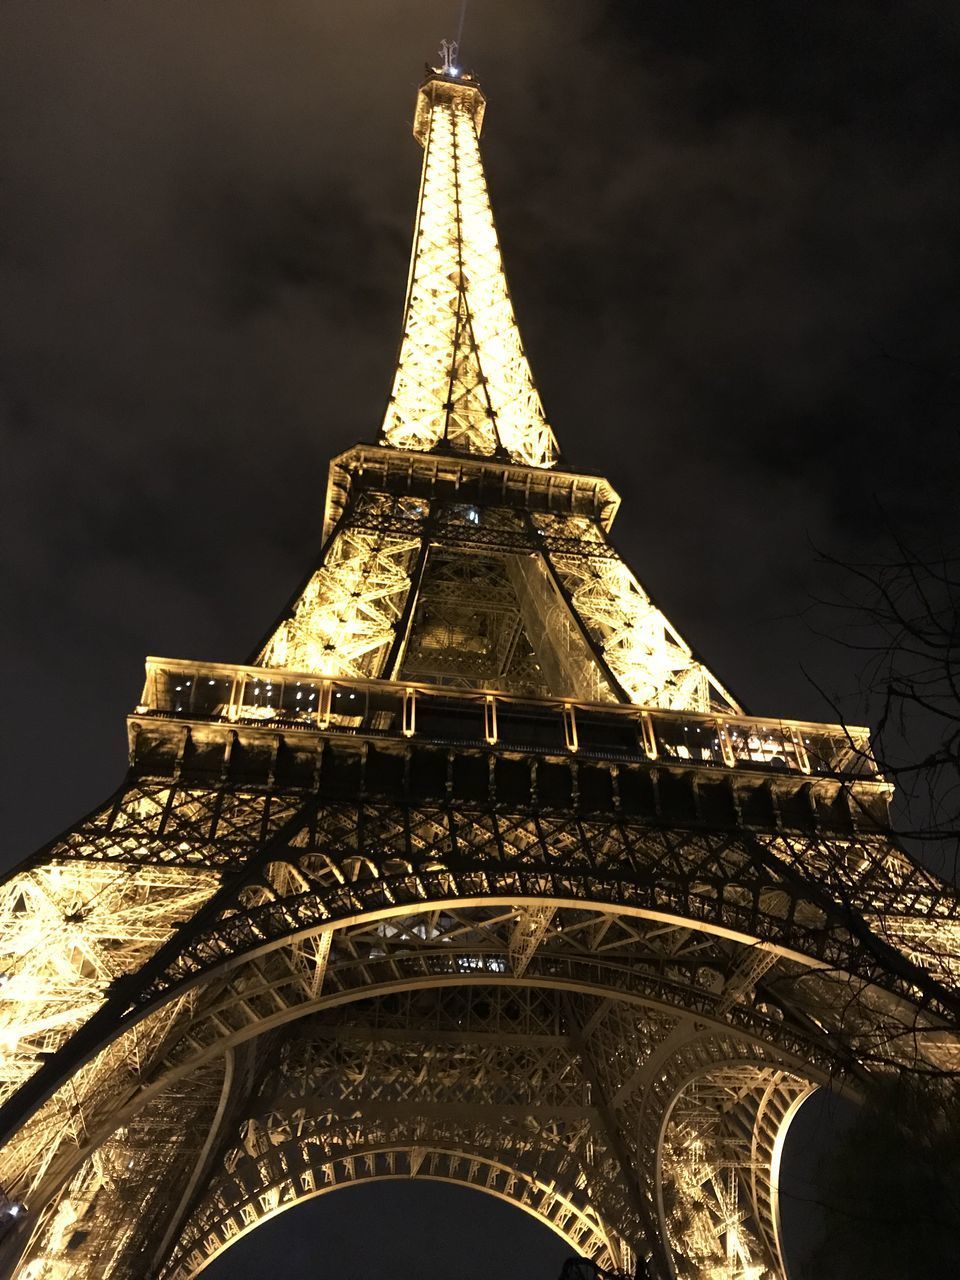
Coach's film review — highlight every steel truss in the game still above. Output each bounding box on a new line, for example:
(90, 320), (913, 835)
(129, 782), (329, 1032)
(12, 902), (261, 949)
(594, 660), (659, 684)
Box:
(257, 491), (738, 709)
(1, 779), (958, 1278)
(2, 59), (960, 1280)
(381, 75), (558, 467)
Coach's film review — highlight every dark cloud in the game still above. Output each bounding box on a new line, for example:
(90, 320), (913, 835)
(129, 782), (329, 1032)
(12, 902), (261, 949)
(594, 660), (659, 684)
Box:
(1, 1), (958, 1272)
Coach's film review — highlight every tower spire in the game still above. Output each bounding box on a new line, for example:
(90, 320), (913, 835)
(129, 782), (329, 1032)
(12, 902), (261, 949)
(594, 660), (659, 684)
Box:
(438, 38), (459, 77)
(380, 62), (559, 468)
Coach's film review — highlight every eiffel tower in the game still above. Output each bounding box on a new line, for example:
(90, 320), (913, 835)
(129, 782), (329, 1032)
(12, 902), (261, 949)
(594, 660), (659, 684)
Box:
(2, 52), (959, 1280)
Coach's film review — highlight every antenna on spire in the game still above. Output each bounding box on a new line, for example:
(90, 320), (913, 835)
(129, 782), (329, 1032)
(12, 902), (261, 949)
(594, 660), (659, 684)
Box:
(439, 38), (460, 78)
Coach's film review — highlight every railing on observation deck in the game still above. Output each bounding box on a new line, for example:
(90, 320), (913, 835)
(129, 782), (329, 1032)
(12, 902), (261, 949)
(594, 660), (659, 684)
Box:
(136, 658), (879, 782)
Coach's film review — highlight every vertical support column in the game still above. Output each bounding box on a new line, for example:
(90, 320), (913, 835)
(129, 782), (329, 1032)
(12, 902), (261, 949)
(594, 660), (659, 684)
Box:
(563, 704), (579, 753)
(640, 712), (658, 761)
(402, 688), (417, 738)
(484, 696), (498, 745)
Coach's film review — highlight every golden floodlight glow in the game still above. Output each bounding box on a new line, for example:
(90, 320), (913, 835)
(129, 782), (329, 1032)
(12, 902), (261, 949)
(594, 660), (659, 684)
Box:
(254, 73), (734, 713)
(381, 76), (559, 467)
(1, 58), (958, 1280)
(259, 496), (423, 676)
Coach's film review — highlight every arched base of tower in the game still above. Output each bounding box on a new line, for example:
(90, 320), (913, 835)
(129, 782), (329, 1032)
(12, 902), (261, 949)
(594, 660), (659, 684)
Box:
(8, 960), (824, 1280)
(167, 1147), (628, 1280)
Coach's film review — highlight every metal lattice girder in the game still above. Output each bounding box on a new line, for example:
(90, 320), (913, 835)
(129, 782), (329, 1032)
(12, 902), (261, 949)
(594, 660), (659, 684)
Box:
(4, 59), (960, 1280)
(0, 828), (220, 1156)
(3, 780), (958, 1224)
(0, 782), (311, 1213)
(509, 906), (556, 977)
(717, 950), (780, 1016)
(625, 1029), (817, 1280)
(158, 992), (639, 1278)
(170, 1142), (622, 1280)
(381, 76), (558, 468)
(397, 548), (553, 695)
(161, 992), (683, 1277)
(1, 879), (953, 1261)
(19, 1056), (229, 1280)
(135, 910), (839, 1098)
(256, 484), (746, 706)
(2, 838), (958, 1280)
(0, 900), (833, 1218)
(659, 1064), (812, 1280)
(0, 860), (212, 1106)
(530, 513), (739, 713)
(258, 494), (426, 676)
(141, 990), (818, 1280)
(105, 802), (960, 1032)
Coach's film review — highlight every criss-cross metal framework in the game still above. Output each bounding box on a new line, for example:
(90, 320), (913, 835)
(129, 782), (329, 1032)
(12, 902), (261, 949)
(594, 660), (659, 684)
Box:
(381, 74), (557, 467)
(2, 60), (959, 1280)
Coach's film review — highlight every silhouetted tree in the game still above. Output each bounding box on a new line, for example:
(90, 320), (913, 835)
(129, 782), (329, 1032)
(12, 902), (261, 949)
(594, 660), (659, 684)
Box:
(802, 1074), (960, 1279)
(801, 533), (960, 1275)
(814, 532), (960, 884)
(559, 1254), (649, 1280)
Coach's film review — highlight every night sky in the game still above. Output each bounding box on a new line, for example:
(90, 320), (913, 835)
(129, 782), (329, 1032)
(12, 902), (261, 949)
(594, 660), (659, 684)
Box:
(2, 2), (958, 1276)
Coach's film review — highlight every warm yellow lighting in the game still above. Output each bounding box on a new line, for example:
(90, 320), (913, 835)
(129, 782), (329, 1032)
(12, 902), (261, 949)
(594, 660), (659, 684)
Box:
(3, 62), (958, 1280)
(382, 79), (558, 468)
(259, 497), (422, 676)
(531, 513), (738, 712)
(0, 854), (218, 1209)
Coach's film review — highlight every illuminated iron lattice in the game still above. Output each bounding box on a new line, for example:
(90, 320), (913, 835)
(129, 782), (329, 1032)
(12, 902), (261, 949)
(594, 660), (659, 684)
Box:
(1, 56), (960, 1280)
(381, 75), (558, 467)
